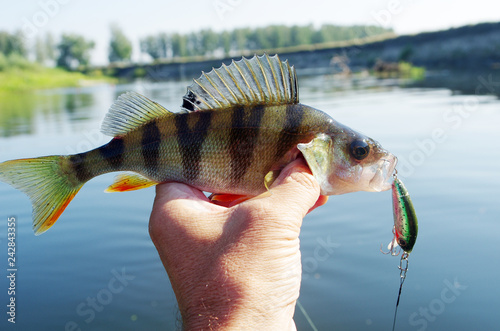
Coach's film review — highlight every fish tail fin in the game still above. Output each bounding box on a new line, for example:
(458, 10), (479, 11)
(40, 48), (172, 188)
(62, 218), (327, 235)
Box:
(0, 155), (84, 235)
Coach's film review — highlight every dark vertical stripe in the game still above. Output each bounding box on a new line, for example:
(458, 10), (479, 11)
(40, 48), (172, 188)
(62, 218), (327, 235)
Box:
(275, 104), (305, 159)
(98, 137), (125, 170)
(141, 121), (161, 174)
(69, 153), (92, 183)
(175, 111), (213, 182)
(229, 105), (265, 184)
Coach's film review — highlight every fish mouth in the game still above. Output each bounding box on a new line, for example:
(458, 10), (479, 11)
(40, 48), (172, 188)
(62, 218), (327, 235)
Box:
(368, 153), (398, 192)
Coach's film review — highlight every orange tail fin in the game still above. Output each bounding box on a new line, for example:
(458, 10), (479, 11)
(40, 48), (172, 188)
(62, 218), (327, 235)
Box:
(0, 156), (84, 235)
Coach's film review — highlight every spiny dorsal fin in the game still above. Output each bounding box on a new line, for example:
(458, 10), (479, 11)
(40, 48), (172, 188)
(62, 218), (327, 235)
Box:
(181, 54), (299, 112)
(101, 91), (173, 137)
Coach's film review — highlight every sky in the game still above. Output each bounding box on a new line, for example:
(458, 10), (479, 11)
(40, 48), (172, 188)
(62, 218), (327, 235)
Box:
(1, 0), (499, 65)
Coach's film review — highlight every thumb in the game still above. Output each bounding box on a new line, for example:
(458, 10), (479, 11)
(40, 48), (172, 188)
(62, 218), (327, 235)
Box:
(266, 157), (322, 219)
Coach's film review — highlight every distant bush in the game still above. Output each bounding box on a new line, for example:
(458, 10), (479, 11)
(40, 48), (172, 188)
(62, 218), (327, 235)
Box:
(133, 67), (147, 78)
(0, 52), (42, 72)
(0, 53), (6, 71)
(5, 53), (39, 71)
(398, 62), (425, 79)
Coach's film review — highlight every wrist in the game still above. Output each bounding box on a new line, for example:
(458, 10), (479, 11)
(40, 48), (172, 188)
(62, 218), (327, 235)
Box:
(177, 277), (297, 330)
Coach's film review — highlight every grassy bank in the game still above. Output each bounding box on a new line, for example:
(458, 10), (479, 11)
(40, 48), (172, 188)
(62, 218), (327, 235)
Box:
(0, 62), (116, 92)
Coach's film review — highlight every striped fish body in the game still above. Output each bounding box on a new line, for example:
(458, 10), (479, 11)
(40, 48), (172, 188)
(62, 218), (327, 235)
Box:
(74, 104), (331, 196)
(0, 54), (398, 234)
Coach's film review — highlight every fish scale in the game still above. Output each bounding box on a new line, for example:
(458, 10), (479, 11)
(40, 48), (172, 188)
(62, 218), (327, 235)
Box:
(0, 54), (398, 234)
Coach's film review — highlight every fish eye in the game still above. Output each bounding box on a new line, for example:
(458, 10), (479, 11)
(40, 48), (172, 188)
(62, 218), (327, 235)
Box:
(350, 140), (370, 160)
(397, 238), (407, 248)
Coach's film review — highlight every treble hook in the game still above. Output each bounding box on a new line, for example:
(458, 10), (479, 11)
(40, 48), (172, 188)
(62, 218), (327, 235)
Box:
(380, 226), (401, 256)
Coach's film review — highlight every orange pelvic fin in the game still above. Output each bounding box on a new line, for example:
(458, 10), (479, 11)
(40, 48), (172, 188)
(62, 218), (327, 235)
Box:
(105, 173), (158, 193)
(209, 193), (254, 207)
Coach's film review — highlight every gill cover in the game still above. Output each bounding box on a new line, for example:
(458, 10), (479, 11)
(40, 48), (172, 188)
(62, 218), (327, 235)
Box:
(297, 134), (334, 195)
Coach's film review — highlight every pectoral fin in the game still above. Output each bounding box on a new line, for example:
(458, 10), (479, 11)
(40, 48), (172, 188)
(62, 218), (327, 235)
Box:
(264, 169), (281, 190)
(297, 134), (334, 194)
(105, 173), (158, 192)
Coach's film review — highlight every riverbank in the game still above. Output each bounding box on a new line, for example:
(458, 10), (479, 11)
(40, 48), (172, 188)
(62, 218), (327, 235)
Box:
(0, 66), (116, 93)
(110, 21), (500, 81)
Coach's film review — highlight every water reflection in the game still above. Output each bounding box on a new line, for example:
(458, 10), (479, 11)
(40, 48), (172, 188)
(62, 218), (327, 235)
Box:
(0, 92), (38, 136)
(410, 69), (500, 97)
(1, 70), (497, 139)
(0, 90), (95, 137)
(63, 92), (94, 115)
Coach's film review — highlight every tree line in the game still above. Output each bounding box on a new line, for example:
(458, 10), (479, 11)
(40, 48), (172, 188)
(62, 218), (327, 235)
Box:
(0, 24), (131, 71)
(140, 24), (392, 60)
(0, 24), (392, 71)
(0, 30), (95, 71)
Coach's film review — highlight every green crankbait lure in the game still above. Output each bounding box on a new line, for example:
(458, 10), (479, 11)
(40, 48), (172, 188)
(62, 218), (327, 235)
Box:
(382, 173), (419, 331)
(391, 175), (418, 253)
(381, 173), (418, 256)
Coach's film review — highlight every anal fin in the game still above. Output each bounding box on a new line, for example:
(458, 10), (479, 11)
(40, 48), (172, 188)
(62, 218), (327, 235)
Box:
(105, 173), (158, 193)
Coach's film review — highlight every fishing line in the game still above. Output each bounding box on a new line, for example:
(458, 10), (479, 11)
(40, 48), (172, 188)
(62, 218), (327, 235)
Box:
(391, 252), (409, 331)
(296, 299), (319, 331)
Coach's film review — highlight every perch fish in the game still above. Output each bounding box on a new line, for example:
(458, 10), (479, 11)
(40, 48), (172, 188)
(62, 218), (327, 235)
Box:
(0, 54), (397, 234)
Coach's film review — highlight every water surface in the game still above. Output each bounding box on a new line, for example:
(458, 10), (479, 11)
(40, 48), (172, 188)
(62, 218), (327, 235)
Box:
(0, 73), (498, 330)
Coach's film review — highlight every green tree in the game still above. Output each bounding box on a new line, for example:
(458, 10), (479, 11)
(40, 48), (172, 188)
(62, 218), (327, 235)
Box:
(220, 31), (232, 56)
(158, 33), (170, 58)
(268, 25), (290, 48)
(0, 30), (27, 57)
(232, 28), (249, 52)
(290, 25), (313, 47)
(56, 34), (95, 70)
(45, 32), (55, 63)
(254, 27), (270, 49)
(200, 29), (218, 55)
(109, 24), (132, 63)
(171, 33), (187, 58)
(35, 32), (56, 66)
(35, 36), (46, 63)
(140, 35), (162, 60)
(186, 32), (202, 56)
(0, 32), (8, 54)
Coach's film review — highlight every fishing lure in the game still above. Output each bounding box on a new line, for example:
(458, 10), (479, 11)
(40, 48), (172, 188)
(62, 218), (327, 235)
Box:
(382, 173), (418, 331)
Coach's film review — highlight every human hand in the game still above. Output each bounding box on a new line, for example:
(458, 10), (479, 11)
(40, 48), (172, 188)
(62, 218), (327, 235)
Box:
(149, 158), (328, 330)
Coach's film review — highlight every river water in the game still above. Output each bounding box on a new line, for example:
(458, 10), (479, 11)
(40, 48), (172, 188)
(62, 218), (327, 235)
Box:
(0, 71), (499, 330)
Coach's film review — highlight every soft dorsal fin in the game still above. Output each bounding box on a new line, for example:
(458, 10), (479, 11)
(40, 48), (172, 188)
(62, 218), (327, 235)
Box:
(181, 54), (299, 112)
(101, 91), (173, 137)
